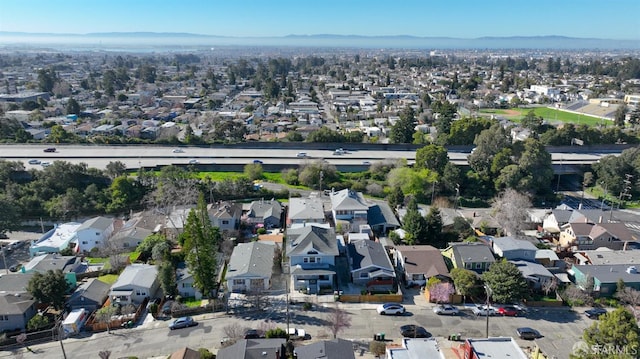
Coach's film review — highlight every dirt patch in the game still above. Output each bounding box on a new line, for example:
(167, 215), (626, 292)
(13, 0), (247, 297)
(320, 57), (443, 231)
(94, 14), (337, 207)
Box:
(502, 109), (521, 116)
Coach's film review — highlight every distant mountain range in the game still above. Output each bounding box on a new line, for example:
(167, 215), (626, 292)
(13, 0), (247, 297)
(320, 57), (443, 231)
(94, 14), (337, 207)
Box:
(0, 31), (638, 50)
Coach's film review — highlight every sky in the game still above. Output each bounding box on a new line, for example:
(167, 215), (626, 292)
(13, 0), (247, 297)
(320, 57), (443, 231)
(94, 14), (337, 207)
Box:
(1, 0), (639, 40)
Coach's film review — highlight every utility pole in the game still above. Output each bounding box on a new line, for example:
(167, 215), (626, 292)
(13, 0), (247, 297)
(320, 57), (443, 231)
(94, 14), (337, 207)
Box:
(431, 181), (437, 204)
(484, 285), (492, 338)
(57, 316), (68, 359)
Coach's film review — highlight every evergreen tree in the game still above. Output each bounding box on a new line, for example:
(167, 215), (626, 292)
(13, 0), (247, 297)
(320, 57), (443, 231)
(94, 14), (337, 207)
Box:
(402, 197), (427, 245)
(389, 106), (416, 143)
(423, 206), (443, 245)
(182, 194), (220, 298)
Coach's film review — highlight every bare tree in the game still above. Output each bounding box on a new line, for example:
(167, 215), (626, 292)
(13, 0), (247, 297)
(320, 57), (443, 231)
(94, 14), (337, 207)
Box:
(542, 277), (558, 297)
(615, 287), (640, 317)
(326, 303), (352, 339)
(491, 189), (532, 237)
(99, 350), (111, 359)
(221, 323), (250, 347)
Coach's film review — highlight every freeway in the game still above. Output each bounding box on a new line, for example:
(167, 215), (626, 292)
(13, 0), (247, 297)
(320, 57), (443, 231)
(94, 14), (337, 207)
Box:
(0, 144), (614, 171)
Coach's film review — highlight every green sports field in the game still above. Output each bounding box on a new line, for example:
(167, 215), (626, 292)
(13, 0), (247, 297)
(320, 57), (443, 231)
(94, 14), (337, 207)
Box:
(478, 107), (608, 126)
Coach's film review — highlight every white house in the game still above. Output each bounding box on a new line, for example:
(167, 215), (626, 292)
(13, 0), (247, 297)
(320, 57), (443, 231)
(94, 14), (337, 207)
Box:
(109, 264), (159, 305)
(287, 225), (339, 294)
(225, 241), (275, 293)
(75, 216), (115, 253)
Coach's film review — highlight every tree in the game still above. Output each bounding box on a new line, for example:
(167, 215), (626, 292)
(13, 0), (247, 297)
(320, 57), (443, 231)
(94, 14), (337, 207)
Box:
(468, 123), (512, 179)
(158, 261), (177, 297)
(65, 97), (80, 115)
(386, 185), (405, 210)
(27, 314), (50, 331)
(415, 144), (449, 175)
(615, 287), (640, 317)
(0, 194), (21, 236)
(491, 189), (532, 237)
(326, 303), (351, 339)
(95, 306), (117, 333)
(27, 270), (69, 310)
(482, 260), (528, 304)
(105, 161), (127, 180)
(424, 206), (443, 246)
(244, 163), (263, 181)
(450, 268), (481, 303)
(515, 138), (554, 195)
(614, 104), (628, 128)
(571, 307), (640, 359)
(182, 194), (220, 298)
(429, 282), (455, 303)
(402, 198), (427, 245)
(389, 106), (416, 143)
(298, 160), (338, 189)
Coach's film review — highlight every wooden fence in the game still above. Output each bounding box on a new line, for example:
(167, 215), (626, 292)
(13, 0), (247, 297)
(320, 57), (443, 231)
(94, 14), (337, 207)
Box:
(337, 294), (403, 303)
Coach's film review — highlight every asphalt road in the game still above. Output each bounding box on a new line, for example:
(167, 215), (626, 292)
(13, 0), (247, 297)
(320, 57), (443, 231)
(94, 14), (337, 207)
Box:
(0, 144), (606, 170)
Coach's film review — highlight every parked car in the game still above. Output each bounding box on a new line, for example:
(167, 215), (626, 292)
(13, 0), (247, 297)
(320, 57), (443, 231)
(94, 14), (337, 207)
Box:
(161, 300), (174, 315)
(376, 303), (406, 315)
(433, 304), (459, 316)
(497, 305), (520, 317)
(287, 328), (309, 340)
(43, 147), (56, 152)
(28, 159), (41, 164)
(516, 327), (541, 340)
(472, 305), (497, 316)
(168, 316), (197, 330)
(400, 324), (430, 338)
(584, 308), (608, 319)
(244, 329), (263, 339)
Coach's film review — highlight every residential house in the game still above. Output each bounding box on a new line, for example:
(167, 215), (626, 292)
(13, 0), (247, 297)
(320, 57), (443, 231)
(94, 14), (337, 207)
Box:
(394, 245), (450, 287)
(22, 253), (84, 288)
(574, 248), (640, 266)
(460, 337), (528, 359)
(491, 237), (538, 262)
(367, 202), (401, 235)
(66, 278), (110, 312)
(208, 201), (242, 232)
(386, 338), (445, 359)
(572, 264), (640, 297)
(329, 189), (369, 230)
(541, 209), (573, 234)
(176, 265), (201, 300)
(347, 239), (396, 291)
(287, 225), (339, 294)
(75, 216), (115, 253)
(170, 347), (201, 359)
(0, 293), (37, 333)
(559, 222), (635, 250)
(30, 222), (82, 257)
(0, 273), (35, 294)
(109, 264), (159, 305)
(294, 338), (356, 359)
(108, 211), (163, 250)
(442, 243), (496, 274)
(457, 209), (500, 236)
(245, 199), (283, 229)
(511, 260), (555, 291)
(226, 242), (276, 293)
(216, 339), (287, 359)
(287, 196), (325, 228)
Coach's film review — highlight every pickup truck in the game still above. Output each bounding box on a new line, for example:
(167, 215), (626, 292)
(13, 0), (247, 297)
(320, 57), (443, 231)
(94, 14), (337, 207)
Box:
(288, 328), (309, 340)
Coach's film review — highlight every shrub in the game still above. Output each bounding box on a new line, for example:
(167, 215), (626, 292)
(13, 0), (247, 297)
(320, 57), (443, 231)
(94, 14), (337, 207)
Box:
(265, 327), (288, 338)
(303, 301), (313, 311)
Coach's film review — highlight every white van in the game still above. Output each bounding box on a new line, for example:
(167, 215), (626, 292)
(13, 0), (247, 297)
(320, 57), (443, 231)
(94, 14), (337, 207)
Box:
(296, 152), (308, 158)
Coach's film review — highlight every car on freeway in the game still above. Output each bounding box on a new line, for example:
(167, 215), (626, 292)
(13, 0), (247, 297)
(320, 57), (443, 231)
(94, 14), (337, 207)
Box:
(433, 304), (459, 316)
(584, 308), (608, 319)
(40, 162), (51, 167)
(333, 148), (345, 155)
(376, 303), (406, 315)
(28, 159), (41, 165)
(172, 148), (184, 153)
(516, 327), (542, 340)
(362, 161), (371, 165)
(253, 159), (264, 164)
(472, 305), (497, 316)
(188, 159), (199, 164)
(168, 316), (197, 330)
(296, 152), (308, 158)
(400, 324), (431, 338)
(497, 305), (520, 317)
(43, 147), (56, 152)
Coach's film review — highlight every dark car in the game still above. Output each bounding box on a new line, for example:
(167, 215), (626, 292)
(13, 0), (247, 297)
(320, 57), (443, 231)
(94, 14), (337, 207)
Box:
(168, 316), (197, 330)
(43, 147), (56, 152)
(585, 308), (608, 319)
(498, 305), (520, 317)
(244, 329), (263, 339)
(400, 324), (431, 338)
(516, 327), (541, 340)
(253, 160), (263, 164)
(161, 300), (174, 315)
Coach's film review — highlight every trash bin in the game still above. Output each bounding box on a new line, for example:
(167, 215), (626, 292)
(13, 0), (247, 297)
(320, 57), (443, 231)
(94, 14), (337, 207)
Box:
(380, 333), (385, 341)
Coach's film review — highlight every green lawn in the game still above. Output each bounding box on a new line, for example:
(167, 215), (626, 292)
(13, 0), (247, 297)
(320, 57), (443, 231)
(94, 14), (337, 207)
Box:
(479, 107), (606, 126)
(182, 298), (204, 308)
(98, 274), (119, 285)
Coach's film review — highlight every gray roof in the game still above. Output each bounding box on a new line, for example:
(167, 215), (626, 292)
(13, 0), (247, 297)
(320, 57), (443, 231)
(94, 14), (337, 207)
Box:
(550, 209), (573, 224)
(492, 236), (538, 252)
(294, 338), (356, 359)
(287, 225), (339, 257)
(451, 243), (496, 265)
(0, 273), (35, 294)
(208, 201), (242, 220)
(216, 339), (286, 359)
(576, 249), (640, 265)
(111, 264), (158, 290)
(67, 278), (110, 307)
(511, 260), (554, 279)
(347, 239), (394, 273)
(24, 254), (82, 274)
(288, 197), (325, 222)
(77, 216), (113, 232)
(573, 264), (640, 284)
(0, 293), (35, 315)
(226, 241), (275, 279)
(248, 200), (282, 219)
(396, 245), (450, 278)
(329, 189), (368, 211)
(367, 203), (400, 228)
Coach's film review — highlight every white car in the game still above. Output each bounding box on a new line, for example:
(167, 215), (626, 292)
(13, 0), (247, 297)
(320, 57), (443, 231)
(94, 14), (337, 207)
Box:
(433, 304), (459, 316)
(188, 159), (199, 164)
(296, 152), (308, 158)
(472, 305), (497, 316)
(376, 303), (406, 315)
(287, 328), (308, 340)
(172, 148), (184, 153)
